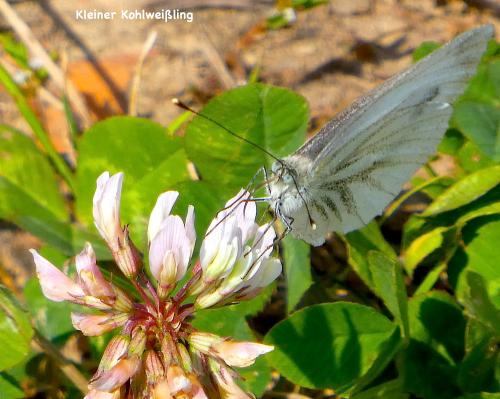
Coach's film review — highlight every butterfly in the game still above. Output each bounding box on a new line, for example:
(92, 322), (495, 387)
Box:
(267, 25), (493, 246)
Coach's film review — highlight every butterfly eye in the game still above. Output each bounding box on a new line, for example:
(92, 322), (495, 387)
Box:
(283, 173), (294, 184)
(271, 161), (281, 174)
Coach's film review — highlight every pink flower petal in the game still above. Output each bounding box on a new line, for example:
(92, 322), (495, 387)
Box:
(76, 243), (115, 299)
(148, 216), (189, 281)
(71, 312), (127, 336)
(213, 341), (274, 368)
(30, 250), (84, 302)
(90, 357), (140, 392)
(148, 191), (179, 242)
(185, 205), (196, 252)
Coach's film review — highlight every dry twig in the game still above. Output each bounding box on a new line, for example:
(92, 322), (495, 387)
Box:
(198, 24), (236, 90)
(129, 31), (158, 116)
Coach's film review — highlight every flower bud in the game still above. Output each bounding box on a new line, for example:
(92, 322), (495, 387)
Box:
(76, 243), (115, 301)
(144, 350), (165, 385)
(188, 332), (224, 354)
(89, 356), (141, 392)
(129, 327), (147, 357)
(112, 285), (133, 313)
(97, 335), (130, 374)
(212, 340), (274, 368)
(71, 312), (128, 336)
(177, 343), (193, 372)
(113, 227), (142, 278)
(210, 360), (253, 399)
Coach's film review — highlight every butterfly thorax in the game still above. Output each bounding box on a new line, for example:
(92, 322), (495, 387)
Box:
(268, 156), (312, 217)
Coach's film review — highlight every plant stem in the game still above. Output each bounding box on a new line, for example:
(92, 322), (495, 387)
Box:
(32, 329), (88, 394)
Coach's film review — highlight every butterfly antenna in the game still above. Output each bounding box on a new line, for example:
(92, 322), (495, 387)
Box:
(172, 98), (284, 165)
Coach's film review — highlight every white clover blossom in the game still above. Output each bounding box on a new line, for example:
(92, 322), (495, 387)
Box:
(193, 191), (281, 308)
(30, 171), (280, 399)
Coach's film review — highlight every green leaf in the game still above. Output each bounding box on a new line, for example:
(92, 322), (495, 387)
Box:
(408, 291), (465, 363)
(282, 235), (311, 313)
(0, 286), (34, 371)
(0, 33), (29, 68)
(412, 41), (440, 62)
(460, 272), (500, 336)
(458, 140), (495, 173)
(403, 227), (449, 275)
(351, 328), (403, 394)
(423, 165), (500, 216)
(454, 101), (500, 161)
(456, 200), (500, 227)
(465, 318), (493, 354)
(403, 186), (500, 250)
(0, 66), (74, 188)
(414, 264), (446, 295)
(383, 176), (450, 223)
(460, 44), (500, 105)
(438, 129), (465, 155)
(449, 216), (500, 309)
(458, 329), (498, 393)
(0, 127), (70, 248)
(345, 221), (396, 289)
(456, 394), (500, 399)
(0, 373), (24, 399)
(184, 83), (308, 194)
(403, 293), (465, 399)
(264, 302), (398, 391)
(367, 252), (409, 339)
(23, 278), (74, 340)
(75, 116), (190, 250)
(402, 340), (461, 399)
(351, 379), (409, 399)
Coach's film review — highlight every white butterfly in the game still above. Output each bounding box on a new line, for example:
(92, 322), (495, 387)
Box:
(267, 25), (493, 246)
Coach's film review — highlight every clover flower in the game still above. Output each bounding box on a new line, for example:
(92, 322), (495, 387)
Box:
(31, 172), (281, 399)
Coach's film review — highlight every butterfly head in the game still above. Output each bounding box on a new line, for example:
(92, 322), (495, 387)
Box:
(268, 159), (317, 231)
(271, 160), (297, 185)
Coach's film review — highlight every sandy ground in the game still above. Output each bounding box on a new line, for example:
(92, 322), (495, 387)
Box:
(0, 0), (498, 288)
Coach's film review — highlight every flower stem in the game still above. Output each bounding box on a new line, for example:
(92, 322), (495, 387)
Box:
(132, 278), (156, 315)
(33, 329), (88, 393)
(174, 263), (201, 303)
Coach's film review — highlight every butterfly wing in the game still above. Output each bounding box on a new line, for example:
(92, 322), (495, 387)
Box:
(285, 25), (493, 245)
